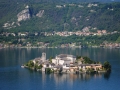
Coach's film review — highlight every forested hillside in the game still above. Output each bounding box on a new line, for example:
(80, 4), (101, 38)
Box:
(0, 0), (120, 47)
(0, 1), (120, 33)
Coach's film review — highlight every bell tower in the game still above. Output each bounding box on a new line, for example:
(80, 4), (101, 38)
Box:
(42, 52), (46, 62)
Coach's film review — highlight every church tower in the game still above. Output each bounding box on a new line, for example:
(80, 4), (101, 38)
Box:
(42, 52), (46, 62)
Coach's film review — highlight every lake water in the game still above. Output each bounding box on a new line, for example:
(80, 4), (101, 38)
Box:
(0, 48), (120, 90)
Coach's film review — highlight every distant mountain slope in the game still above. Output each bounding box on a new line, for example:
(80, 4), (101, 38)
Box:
(0, 0), (24, 26)
(0, 1), (120, 32)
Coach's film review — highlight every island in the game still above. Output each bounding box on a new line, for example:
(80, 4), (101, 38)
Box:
(22, 52), (111, 74)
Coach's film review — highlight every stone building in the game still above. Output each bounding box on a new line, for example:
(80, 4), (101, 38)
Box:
(52, 54), (76, 65)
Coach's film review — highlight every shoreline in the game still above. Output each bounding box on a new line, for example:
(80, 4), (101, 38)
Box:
(21, 64), (107, 74)
(21, 53), (111, 75)
(1, 46), (120, 49)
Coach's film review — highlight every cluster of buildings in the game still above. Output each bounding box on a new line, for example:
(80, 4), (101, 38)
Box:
(0, 30), (119, 48)
(0, 29), (117, 38)
(100, 42), (120, 48)
(56, 3), (98, 8)
(29, 53), (103, 73)
(44, 29), (119, 37)
(44, 29), (109, 37)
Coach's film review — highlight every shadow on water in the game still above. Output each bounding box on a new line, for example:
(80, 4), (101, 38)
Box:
(104, 72), (111, 80)
(25, 65), (111, 81)
(26, 68), (110, 82)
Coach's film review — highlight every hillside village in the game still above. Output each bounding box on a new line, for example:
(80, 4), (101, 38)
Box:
(0, 30), (120, 49)
(22, 52), (111, 74)
(1, 2), (120, 49)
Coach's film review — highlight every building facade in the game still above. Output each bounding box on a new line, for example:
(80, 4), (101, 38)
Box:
(52, 54), (76, 65)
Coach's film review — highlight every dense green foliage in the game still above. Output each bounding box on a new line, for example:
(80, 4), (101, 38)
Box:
(26, 60), (34, 68)
(0, 1), (120, 46)
(83, 56), (96, 64)
(103, 61), (111, 72)
(76, 56), (96, 64)
(0, 0), (24, 27)
(86, 68), (95, 73)
(49, 56), (53, 63)
(25, 60), (43, 70)
(24, 33), (119, 46)
(1, 1), (120, 32)
(0, 32), (119, 47)
(45, 68), (53, 73)
(35, 64), (43, 70)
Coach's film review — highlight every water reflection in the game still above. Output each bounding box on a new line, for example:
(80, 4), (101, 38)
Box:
(40, 72), (108, 86)
(104, 72), (111, 80)
(0, 48), (119, 90)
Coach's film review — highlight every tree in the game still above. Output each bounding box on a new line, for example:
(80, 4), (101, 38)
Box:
(83, 56), (95, 64)
(35, 64), (43, 70)
(38, 64), (43, 69)
(103, 61), (111, 72)
(76, 56), (81, 60)
(28, 60), (34, 68)
(49, 56), (53, 63)
(116, 36), (120, 43)
(45, 68), (53, 74)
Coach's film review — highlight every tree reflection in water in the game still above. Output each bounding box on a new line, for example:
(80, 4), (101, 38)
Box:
(104, 72), (111, 80)
(41, 72), (110, 85)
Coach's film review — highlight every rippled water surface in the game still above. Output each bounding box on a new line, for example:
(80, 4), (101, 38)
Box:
(0, 48), (120, 90)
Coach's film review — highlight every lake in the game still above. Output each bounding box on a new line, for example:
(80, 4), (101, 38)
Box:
(0, 48), (120, 90)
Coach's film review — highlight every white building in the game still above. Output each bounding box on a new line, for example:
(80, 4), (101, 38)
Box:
(52, 54), (76, 65)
